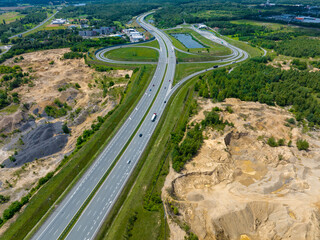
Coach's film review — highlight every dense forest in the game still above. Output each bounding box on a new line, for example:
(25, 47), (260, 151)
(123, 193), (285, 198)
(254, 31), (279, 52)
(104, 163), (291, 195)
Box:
(56, 3), (158, 27)
(0, 8), (48, 39)
(195, 58), (320, 126)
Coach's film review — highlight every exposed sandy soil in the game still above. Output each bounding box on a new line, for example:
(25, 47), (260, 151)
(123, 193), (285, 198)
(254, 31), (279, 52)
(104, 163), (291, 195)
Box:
(0, 49), (132, 227)
(268, 59), (291, 70)
(163, 98), (320, 240)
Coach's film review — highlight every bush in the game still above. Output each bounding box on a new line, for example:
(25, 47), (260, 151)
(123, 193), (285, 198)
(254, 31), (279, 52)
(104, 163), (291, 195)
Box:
(277, 138), (285, 146)
(226, 106), (233, 113)
(62, 124), (70, 134)
(286, 118), (295, 125)
(267, 137), (278, 147)
(296, 139), (309, 151)
(38, 172), (54, 187)
(0, 195), (10, 204)
(3, 201), (22, 220)
(63, 52), (83, 59)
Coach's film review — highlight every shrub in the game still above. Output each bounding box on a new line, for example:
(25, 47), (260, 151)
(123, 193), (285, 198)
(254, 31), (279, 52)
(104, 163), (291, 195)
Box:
(37, 172), (54, 187)
(296, 139), (309, 151)
(277, 138), (285, 146)
(62, 124), (70, 134)
(3, 201), (22, 220)
(267, 137), (278, 147)
(0, 195), (10, 204)
(226, 106), (233, 113)
(286, 118), (295, 125)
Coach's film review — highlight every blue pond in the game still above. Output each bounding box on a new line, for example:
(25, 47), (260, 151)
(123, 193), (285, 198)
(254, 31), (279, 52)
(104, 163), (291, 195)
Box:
(171, 33), (204, 49)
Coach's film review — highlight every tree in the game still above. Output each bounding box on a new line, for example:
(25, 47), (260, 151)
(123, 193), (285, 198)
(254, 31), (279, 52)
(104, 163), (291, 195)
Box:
(1, 37), (9, 44)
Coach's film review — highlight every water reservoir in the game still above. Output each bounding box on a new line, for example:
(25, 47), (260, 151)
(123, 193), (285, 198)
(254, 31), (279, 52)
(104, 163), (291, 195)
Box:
(171, 33), (204, 49)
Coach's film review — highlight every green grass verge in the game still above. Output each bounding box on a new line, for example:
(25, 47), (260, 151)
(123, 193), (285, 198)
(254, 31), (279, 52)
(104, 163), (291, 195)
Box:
(137, 39), (160, 49)
(105, 47), (159, 62)
(1, 64), (156, 240)
(211, 31), (263, 58)
(174, 63), (217, 85)
(96, 69), (198, 240)
(0, 104), (19, 114)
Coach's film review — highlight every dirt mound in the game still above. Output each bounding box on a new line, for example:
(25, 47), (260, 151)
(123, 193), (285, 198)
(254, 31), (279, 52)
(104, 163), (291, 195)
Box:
(3, 122), (68, 167)
(0, 49), (132, 230)
(0, 109), (27, 133)
(163, 98), (320, 240)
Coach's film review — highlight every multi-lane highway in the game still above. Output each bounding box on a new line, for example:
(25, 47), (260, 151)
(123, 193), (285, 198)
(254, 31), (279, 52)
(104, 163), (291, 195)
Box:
(31, 11), (248, 240)
(31, 12), (175, 240)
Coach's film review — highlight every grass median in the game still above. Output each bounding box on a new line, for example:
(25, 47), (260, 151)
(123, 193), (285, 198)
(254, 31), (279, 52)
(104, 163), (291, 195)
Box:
(1, 64), (156, 240)
(105, 47), (159, 62)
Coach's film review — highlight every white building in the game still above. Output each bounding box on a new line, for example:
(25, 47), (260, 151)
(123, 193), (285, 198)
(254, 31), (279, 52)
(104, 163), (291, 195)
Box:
(130, 33), (144, 42)
(198, 24), (207, 29)
(123, 28), (145, 42)
(51, 18), (66, 25)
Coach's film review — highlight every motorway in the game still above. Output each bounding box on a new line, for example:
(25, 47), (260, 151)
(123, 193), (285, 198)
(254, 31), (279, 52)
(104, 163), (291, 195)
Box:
(31, 12), (175, 240)
(31, 11), (248, 240)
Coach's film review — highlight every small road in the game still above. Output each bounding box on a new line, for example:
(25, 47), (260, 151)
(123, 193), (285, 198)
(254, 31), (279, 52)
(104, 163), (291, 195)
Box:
(96, 45), (159, 65)
(9, 10), (59, 39)
(0, 45), (12, 56)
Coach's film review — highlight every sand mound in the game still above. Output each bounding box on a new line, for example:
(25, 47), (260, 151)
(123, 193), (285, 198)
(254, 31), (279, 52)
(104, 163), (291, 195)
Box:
(163, 98), (320, 240)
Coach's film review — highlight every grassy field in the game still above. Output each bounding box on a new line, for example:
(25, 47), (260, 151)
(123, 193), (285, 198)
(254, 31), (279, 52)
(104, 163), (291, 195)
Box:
(174, 63), (217, 84)
(96, 69), (199, 240)
(212, 30), (263, 58)
(0, 11), (25, 23)
(0, 104), (19, 114)
(137, 39), (160, 49)
(1, 63), (156, 240)
(106, 47), (159, 62)
(43, 25), (66, 30)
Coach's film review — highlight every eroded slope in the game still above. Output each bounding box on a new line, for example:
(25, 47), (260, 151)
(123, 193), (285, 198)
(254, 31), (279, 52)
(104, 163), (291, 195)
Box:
(163, 98), (320, 240)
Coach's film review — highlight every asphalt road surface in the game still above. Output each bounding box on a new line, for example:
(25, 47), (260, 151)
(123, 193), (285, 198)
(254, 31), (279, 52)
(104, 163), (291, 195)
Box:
(31, 11), (248, 240)
(9, 10), (59, 39)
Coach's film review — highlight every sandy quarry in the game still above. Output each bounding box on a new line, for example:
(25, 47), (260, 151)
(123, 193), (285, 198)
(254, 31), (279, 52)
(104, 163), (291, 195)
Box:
(0, 49), (132, 228)
(163, 98), (320, 240)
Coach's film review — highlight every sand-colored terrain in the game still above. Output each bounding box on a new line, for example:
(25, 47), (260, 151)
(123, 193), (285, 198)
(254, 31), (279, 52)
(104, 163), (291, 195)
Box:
(0, 49), (132, 228)
(163, 98), (320, 240)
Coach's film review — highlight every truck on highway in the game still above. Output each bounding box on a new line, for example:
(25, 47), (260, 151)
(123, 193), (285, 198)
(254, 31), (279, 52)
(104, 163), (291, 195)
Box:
(151, 113), (157, 122)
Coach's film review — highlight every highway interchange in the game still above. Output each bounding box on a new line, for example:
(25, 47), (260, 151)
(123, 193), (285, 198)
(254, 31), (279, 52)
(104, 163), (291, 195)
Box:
(31, 11), (248, 240)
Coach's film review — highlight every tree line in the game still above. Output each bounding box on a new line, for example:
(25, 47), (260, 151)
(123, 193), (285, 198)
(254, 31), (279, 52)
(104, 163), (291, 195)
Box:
(0, 8), (47, 40)
(195, 58), (320, 126)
